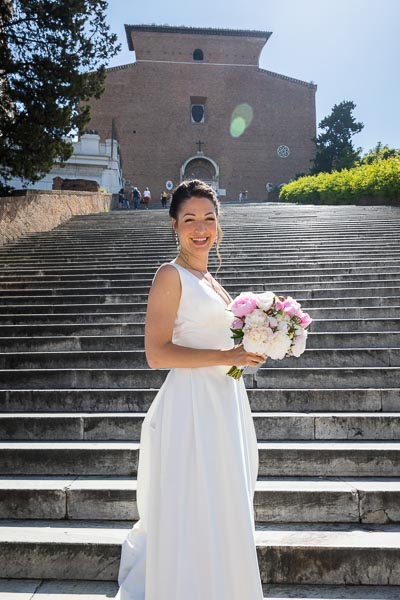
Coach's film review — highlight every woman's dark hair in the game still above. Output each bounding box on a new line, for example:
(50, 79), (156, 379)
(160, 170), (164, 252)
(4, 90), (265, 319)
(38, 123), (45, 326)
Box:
(169, 179), (224, 275)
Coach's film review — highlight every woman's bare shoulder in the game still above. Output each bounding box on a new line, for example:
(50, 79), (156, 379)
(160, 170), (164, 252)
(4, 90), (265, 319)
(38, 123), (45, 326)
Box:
(151, 263), (181, 290)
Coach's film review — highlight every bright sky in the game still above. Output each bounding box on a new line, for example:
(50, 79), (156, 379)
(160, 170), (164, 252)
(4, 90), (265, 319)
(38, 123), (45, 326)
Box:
(105, 0), (399, 154)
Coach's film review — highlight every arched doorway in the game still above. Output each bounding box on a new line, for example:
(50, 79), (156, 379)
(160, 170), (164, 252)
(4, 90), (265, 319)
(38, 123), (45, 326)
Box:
(180, 156), (219, 190)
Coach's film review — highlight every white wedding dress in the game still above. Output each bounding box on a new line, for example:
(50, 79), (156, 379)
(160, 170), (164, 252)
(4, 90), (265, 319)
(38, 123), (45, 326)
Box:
(115, 261), (264, 600)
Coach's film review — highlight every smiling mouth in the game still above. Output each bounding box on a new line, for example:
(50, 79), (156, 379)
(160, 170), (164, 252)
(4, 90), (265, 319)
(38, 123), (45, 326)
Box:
(191, 237), (209, 245)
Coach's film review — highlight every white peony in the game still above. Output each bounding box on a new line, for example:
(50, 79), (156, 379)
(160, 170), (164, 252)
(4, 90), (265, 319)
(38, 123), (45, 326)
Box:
(243, 326), (272, 355)
(280, 312), (292, 323)
(295, 325), (307, 337)
(291, 328), (308, 357)
(244, 308), (268, 329)
(267, 330), (292, 360)
(256, 291), (275, 311)
(277, 320), (289, 332)
(267, 315), (278, 328)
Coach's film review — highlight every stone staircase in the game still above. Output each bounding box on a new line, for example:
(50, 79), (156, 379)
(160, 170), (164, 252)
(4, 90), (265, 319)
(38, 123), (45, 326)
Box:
(0, 202), (399, 599)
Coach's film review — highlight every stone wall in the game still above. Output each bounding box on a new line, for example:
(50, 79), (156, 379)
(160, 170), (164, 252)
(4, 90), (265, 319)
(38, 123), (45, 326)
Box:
(0, 189), (111, 246)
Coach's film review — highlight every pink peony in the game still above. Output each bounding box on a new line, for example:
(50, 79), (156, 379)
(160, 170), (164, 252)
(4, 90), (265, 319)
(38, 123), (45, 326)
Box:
(230, 292), (258, 318)
(232, 317), (244, 329)
(299, 311), (313, 328)
(279, 296), (302, 317)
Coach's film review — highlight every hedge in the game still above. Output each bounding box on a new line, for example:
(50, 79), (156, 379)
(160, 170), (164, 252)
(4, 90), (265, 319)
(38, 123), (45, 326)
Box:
(279, 156), (400, 204)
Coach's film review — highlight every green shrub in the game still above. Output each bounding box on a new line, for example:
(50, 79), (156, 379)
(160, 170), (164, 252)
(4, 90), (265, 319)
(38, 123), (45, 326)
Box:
(279, 156), (400, 204)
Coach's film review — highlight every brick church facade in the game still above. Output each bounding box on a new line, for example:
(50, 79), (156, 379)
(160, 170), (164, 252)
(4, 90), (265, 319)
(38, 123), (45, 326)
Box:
(87, 24), (317, 201)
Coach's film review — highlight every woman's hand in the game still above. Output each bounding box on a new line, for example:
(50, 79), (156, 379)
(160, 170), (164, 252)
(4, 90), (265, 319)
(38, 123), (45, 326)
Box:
(223, 343), (267, 367)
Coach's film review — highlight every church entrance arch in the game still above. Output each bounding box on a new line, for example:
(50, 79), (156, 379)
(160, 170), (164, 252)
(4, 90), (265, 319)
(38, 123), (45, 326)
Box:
(180, 156), (219, 190)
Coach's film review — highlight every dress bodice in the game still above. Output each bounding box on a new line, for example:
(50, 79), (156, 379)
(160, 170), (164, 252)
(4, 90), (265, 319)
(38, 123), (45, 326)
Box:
(154, 261), (235, 352)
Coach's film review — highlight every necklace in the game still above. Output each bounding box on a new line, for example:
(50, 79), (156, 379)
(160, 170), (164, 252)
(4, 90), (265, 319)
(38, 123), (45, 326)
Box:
(177, 253), (231, 306)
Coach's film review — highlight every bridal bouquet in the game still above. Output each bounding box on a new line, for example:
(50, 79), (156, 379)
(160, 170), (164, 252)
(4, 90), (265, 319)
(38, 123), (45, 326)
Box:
(226, 291), (313, 380)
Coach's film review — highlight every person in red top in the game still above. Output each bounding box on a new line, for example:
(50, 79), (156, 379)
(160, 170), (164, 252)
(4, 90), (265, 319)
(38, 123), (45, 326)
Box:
(143, 187), (151, 209)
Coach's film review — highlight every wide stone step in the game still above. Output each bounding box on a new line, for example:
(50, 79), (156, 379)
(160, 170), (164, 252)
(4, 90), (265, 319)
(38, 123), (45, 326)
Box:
(0, 311), (146, 324)
(0, 254), (400, 270)
(1, 412), (399, 441)
(0, 476), (399, 524)
(1, 272), (399, 295)
(2, 233), (399, 245)
(0, 579), (120, 599)
(0, 350), (149, 369)
(0, 366), (398, 389)
(0, 440), (399, 476)
(0, 304), (399, 329)
(0, 316), (397, 338)
(0, 323), (146, 338)
(0, 305), (400, 334)
(0, 311), (398, 335)
(0, 347), (399, 370)
(2, 238), (400, 251)
(0, 296), (147, 316)
(1, 388), (397, 413)
(1, 258), (399, 281)
(2, 255), (400, 276)
(3, 581), (398, 600)
(0, 520), (399, 584)
(307, 331), (400, 349)
(310, 318), (400, 333)
(1, 279), (399, 303)
(1, 251), (400, 268)
(0, 335), (146, 352)
(2, 236), (399, 253)
(1, 264), (400, 288)
(254, 366), (400, 389)
(1, 331), (399, 352)
(2, 242), (399, 256)
(0, 260), (397, 274)
(307, 304), (400, 319)
(271, 348), (400, 368)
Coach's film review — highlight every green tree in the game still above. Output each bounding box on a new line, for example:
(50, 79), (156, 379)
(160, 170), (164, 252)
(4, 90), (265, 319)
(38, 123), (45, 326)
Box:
(360, 141), (400, 165)
(0, 0), (120, 193)
(310, 100), (364, 175)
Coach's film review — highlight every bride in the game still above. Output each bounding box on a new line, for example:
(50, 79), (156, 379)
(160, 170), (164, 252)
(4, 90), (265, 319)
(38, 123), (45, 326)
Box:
(115, 179), (266, 600)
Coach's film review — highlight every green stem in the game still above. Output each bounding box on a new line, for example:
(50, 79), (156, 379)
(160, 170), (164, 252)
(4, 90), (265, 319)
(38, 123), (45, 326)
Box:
(226, 365), (244, 380)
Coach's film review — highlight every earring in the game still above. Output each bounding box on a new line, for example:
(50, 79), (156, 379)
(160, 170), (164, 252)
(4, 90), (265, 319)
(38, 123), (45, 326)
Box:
(175, 231), (181, 251)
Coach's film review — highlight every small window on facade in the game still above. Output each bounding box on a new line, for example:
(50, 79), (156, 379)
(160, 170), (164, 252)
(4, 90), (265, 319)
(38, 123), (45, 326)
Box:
(193, 49), (204, 61)
(191, 104), (205, 123)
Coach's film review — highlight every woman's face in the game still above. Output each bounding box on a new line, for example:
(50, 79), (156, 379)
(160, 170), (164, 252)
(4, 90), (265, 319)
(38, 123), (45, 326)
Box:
(172, 196), (218, 256)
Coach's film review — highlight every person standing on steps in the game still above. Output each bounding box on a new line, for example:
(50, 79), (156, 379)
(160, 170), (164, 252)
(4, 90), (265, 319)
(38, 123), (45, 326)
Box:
(161, 190), (169, 208)
(132, 187), (141, 210)
(118, 188), (125, 209)
(114, 179), (266, 600)
(143, 187), (151, 210)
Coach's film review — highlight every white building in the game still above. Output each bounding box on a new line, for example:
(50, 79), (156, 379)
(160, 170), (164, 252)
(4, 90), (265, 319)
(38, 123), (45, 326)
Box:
(8, 133), (124, 193)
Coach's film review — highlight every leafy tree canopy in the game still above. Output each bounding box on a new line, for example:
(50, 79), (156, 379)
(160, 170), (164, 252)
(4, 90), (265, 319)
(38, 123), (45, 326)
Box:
(0, 0), (120, 192)
(360, 141), (400, 165)
(310, 100), (364, 175)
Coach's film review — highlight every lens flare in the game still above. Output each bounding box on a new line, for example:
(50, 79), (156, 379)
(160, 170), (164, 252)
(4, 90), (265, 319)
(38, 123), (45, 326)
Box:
(230, 103), (254, 138)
